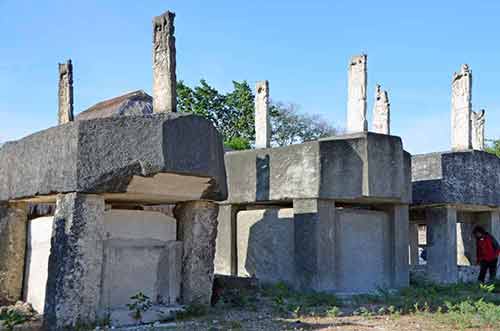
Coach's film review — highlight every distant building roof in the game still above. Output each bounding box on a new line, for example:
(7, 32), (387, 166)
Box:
(76, 90), (153, 121)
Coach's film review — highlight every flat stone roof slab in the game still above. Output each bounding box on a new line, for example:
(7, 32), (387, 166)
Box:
(412, 151), (500, 207)
(224, 132), (411, 204)
(0, 113), (227, 203)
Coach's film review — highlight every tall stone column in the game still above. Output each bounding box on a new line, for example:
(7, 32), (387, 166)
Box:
(58, 60), (74, 125)
(409, 223), (420, 265)
(347, 54), (367, 133)
(255, 80), (270, 149)
(0, 202), (28, 305)
(175, 201), (219, 305)
(293, 199), (336, 291)
(153, 11), (177, 113)
(214, 204), (239, 276)
(451, 64), (472, 151)
(426, 206), (458, 283)
(372, 84), (390, 135)
(471, 109), (485, 151)
(43, 193), (105, 331)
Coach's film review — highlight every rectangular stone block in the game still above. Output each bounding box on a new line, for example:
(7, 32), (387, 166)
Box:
(214, 204), (238, 276)
(158, 241), (183, 305)
(236, 208), (295, 285)
(0, 203), (27, 305)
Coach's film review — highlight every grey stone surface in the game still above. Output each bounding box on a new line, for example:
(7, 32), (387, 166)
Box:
(451, 64), (472, 151)
(0, 113), (227, 202)
(412, 150), (500, 207)
(43, 193), (105, 330)
(391, 205), (410, 288)
(153, 11), (176, 113)
(175, 201), (219, 305)
(58, 60), (74, 125)
(214, 204), (238, 276)
(255, 80), (270, 149)
(236, 208), (295, 285)
(0, 203), (27, 305)
(372, 84), (390, 135)
(471, 109), (485, 151)
(425, 207), (458, 283)
(293, 199), (336, 292)
(158, 241), (183, 305)
(347, 55), (368, 133)
(225, 132), (410, 204)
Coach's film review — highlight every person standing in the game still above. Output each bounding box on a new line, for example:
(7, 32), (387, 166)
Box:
(473, 226), (500, 283)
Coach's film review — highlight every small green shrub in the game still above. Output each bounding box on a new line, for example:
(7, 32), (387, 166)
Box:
(127, 292), (153, 323)
(0, 310), (27, 331)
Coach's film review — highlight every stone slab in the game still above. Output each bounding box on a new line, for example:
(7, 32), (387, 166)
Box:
(0, 113), (226, 203)
(236, 208), (295, 285)
(412, 151), (500, 207)
(225, 132), (410, 204)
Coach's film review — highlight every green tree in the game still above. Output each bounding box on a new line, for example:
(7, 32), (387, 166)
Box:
(177, 80), (339, 150)
(485, 139), (500, 157)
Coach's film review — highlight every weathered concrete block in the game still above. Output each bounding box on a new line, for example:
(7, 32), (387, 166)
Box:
(409, 223), (419, 265)
(0, 114), (227, 203)
(24, 217), (54, 313)
(43, 193), (105, 330)
(158, 241), (183, 305)
(225, 132), (410, 204)
(175, 201), (219, 305)
(391, 205), (409, 288)
(214, 204), (238, 276)
(425, 207), (458, 284)
(0, 203), (27, 306)
(236, 208), (295, 285)
(293, 199), (336, 292)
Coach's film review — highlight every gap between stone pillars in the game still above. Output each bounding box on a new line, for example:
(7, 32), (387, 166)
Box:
(214, 204), (239, 276)
(409, 223), (420, 265)
(0, 202), (28, 306)
(293, 199), (336, 292)
(425, 206), (458, 284)
(43, 193), (105, 331)
(174, 200), (219, 305)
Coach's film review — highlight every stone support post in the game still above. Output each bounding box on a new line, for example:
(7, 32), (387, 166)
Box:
(425, 206), (458, 283)
(293, 199), (336, 291)
(214, 204), (239, 276)
(175, 201), (219, 305)
(152, 11), (177, 113)
(0, 202), (28, 305)
(255, 80), (270, 149)
(391, 205), (409, 287)
(43, 193), (105, 330)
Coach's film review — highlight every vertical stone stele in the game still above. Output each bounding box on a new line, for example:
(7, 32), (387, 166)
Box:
(153, 11), (177, 113)
(372, 84), (390, 135)
(451, 64), (472, 150)
(347, 54), (368, 133)
(471, 109), (485, 151)
(255, 80), (270, 148)
(58, 60), (74, 124)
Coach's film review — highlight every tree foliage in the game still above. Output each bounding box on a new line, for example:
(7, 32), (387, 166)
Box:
(177, 80), (338, 150)
(485, 139), (500, 158)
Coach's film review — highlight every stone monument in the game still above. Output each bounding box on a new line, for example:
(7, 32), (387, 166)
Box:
(255, 80), (270, 148)
(347, 54), (367, 133)
(58, 60), (74, 125)
(451, 64), (472, 150)
(372, 84), (390, 135)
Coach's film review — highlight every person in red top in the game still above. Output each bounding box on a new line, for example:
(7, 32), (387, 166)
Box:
(473, 226), (500, 283)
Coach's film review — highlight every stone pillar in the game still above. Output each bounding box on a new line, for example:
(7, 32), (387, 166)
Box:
(471, 109), (485, 151)
(175, 201), (219, 305)
(409, 223), (419, 265)
(293, 199), (336, 291)
(214, 204), (239, 276)
(43, 193), (105, 330)
(425, 206), (458, 283)
(347, 54), (367, 133)
(255, 80), (270, 149)
(391, 205), (409, 287)
(372, 84), (390, 135)
(0, 202), (28, 306)
(152, 11), (177, 113)
(451, 64), (472, 150)
(58, 60), (74, 125)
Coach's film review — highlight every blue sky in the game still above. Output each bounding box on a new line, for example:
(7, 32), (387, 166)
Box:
(1, 0), (499, 154)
